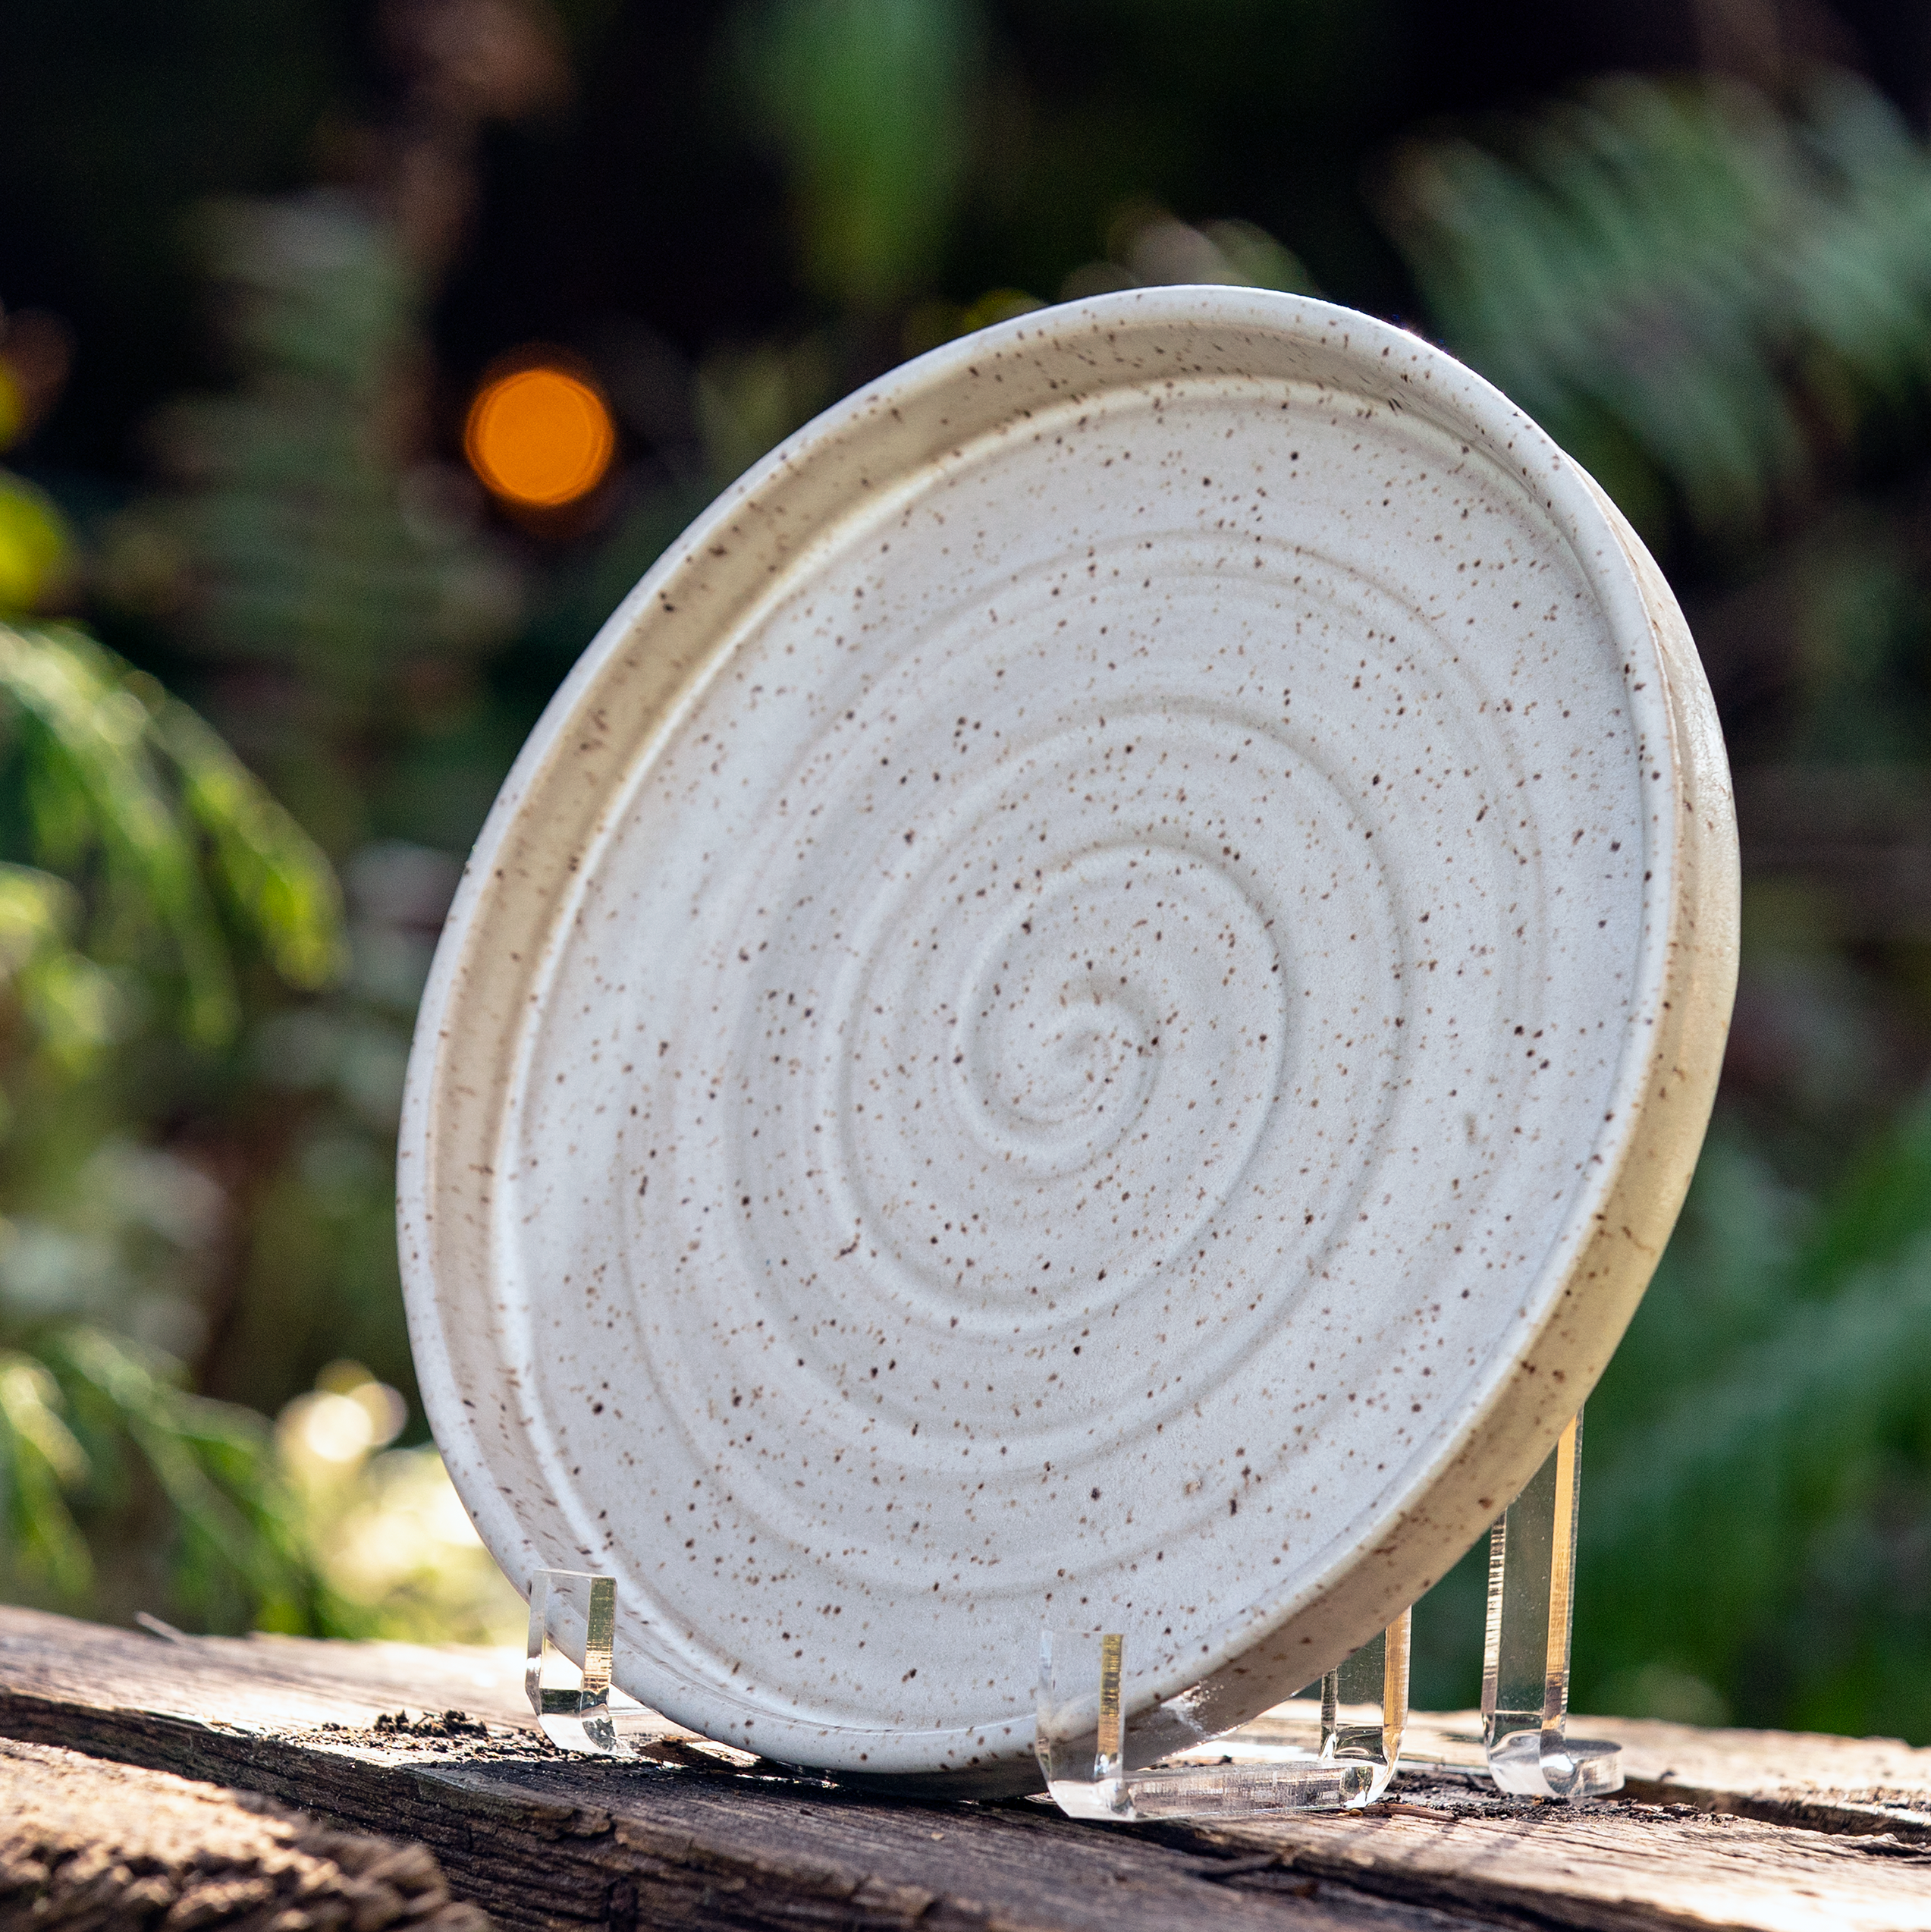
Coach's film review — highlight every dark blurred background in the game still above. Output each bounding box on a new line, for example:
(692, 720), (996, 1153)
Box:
(4, 0), (1931, 1742)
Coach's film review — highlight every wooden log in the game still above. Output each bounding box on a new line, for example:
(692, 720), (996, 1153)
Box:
(2, 1605), (1928, 1932)
(0, 1735), (491, 1932)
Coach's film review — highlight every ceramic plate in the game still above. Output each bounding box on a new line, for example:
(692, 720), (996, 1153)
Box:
(400, 288), (1738, 1787)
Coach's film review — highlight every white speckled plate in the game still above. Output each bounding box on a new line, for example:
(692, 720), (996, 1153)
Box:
(400, 288), (1738, 1789)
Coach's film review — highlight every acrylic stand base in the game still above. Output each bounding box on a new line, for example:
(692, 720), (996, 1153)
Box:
(1035, 1613), (1410, 1820)
(1486, 1733), (1624, 1798)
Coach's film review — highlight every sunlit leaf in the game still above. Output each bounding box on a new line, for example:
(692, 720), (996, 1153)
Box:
(0, 1350), (92, 1595)
(0, 471), (70, 614)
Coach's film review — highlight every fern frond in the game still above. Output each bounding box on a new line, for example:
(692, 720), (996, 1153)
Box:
(1380, 71), (1931, 535)
(0, 863), (126, 1076)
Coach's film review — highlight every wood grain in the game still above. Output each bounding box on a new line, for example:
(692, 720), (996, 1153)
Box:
(1399, 1709), (1931, 1842)
(3, 1606), (1927, 1932)
(0, 1735), (490, 1932)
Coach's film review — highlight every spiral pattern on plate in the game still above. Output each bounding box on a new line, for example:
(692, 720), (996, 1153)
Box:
(483, 367), (1653, 1754)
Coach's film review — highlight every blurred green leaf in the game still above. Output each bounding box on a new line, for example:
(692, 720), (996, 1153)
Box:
(25, 1324), (351, 1633)
(0, 622), (236, 1043)
(0, 621), (347, 1052)
(0, 472), (68, 614)
(0, 1350), (91, 1596)
(1794, 1088), (1931, 1289)
(0, 616), (356, 1632)
(151, 696), (346, 992)
(1568, 1119), (1931, 1738)
(732, 0), (983, 308)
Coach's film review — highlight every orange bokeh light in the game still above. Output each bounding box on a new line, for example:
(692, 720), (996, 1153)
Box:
(463, 364), (616, 508)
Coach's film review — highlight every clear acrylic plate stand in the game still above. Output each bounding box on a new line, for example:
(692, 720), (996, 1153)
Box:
(525, 1406), (1621, 1809)
(1480, 1409), (1622, 1798)
(1034, 1403), (1620, 1820)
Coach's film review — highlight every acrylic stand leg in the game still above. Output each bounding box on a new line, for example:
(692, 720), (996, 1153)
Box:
(526, 1568), (633, 1758)
(1035, 1610), (1411, 1820)
(1482, 1409), (1622, 1798)
(1330, 1603), (1410, 1777)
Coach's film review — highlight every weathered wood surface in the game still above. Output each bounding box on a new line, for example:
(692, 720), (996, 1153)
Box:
(3, 1605), (1929, 1932)
(0, 1735), (489, 1932)
(1399, 1709), (1931, 1842)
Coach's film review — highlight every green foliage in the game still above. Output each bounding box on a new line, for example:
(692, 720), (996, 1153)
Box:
(1, 1325), (348, 1633)
(1382, 72), (1931, 540)
(0, 472), (68, 614)
(1380, 69), (1931, 1741)
(5, 2), (1931, 1725)
(89, 192), (523, 1460)
(133, 199), (521, 724)
(731, 0), (984, 309)
(0, 1349), (89, 1592)
(154, 699), (347, 994)
(1572, 1117), (1931, 1738)
(1408, 1111), (1931, 1741)
(0, 863), (119, 1082)
(0, 620), (342, 1060)
(0, 613), (348, 1628)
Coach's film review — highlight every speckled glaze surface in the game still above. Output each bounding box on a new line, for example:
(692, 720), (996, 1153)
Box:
(399, 288), (1738, 1789)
